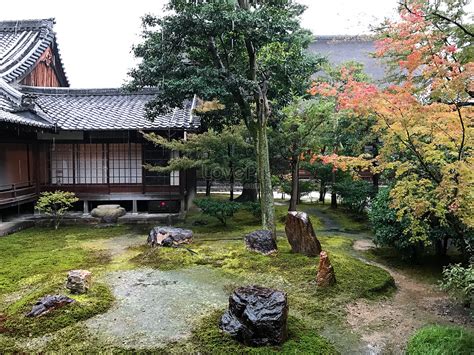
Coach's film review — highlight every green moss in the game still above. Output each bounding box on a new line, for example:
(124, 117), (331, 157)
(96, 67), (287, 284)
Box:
(407, 325), (474, 355)
(169, 310), (338, 354)
(0, 226), (126, 295)
(3, 282), (114, 336)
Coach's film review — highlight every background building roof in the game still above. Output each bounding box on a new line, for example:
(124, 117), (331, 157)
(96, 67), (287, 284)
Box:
(309, 35), (386, 82)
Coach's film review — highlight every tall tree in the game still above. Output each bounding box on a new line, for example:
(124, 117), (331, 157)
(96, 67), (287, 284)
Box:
(128, 0), (320, 234)
(142, 125), (254, 199)
(274, 98), (330, 211)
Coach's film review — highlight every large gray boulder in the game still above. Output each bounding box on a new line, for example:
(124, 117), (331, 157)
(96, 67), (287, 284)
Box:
(91, 204), (126, 224)
(219, 285), (288, 347)
(285, 211), (322, 256)
(244, 230), (277, 255)
(147, 226), (193, 247)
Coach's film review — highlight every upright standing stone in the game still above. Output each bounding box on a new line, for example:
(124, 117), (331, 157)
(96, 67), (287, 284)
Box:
(219, 285), (288, 347)
(285, 211), (322, 256)
(316, 251), (336, 287)
(66, 270), (92, 294)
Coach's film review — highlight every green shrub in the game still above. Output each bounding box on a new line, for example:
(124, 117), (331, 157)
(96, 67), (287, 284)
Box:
(440, 263), (473, 308)
(407, 325), (474, 355)
(369, 188), (416, 255)
(194, 198), (241, 225)
(334, 178), (373, 213)
(35, 190), (79, 229)
(241, 201), (261, 218)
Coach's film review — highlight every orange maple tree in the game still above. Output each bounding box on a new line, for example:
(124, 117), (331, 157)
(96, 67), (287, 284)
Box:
(310, 0), (473, 254)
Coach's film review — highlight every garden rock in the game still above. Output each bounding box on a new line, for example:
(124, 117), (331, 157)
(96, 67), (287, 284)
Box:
(219, 285), (288, 346)
(91, 204), (126, 224)
(66, 269), (92, 294)
(285, 211), (322, 256)
(244, 230), (277, 255)
(148, 226), (193, 247)
(26, 295), (75, 317)
(316, 251), (336, 287)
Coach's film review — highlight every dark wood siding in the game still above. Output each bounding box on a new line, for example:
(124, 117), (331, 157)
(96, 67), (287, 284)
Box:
(20, 47), (63, 87)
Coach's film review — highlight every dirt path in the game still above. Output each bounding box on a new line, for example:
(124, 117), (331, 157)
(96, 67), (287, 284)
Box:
(316, 212), (472, 354)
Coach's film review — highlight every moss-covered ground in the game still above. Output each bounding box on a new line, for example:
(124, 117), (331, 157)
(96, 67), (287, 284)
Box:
(0, 201), (396, 353)
(406, 325), (474, 355)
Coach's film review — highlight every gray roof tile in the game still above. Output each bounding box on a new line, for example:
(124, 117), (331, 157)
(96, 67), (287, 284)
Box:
(19, 86), (200, 131)
(0, 18), (69, 85)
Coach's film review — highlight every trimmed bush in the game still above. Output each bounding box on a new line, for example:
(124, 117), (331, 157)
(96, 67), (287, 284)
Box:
(334, 178), (373, 213)
(194, 198), (241, 225)
(35, 190), (78, 229)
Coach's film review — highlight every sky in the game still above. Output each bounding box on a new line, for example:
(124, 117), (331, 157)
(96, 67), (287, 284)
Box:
(0, 0), (402, 88)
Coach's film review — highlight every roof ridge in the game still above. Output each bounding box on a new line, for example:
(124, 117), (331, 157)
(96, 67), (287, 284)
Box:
(19, 86), (159, 96)
(0, 18), (55, 31)
(314, 34), (375, 42)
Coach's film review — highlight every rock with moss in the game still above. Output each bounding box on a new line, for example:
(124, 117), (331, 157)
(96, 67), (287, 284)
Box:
(244, 230), (277, 255)
(285, 211), (322, 257)
(26, 295), (75, 317)
(148, 226), (193, 247)
(90, 204), (126, 224)
(219, 285), (288, 346)
(66, 270), (92, 294)
(316, 251), (336, 287)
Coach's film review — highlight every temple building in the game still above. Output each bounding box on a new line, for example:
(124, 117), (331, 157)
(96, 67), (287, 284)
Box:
(0, 19), (199, 217)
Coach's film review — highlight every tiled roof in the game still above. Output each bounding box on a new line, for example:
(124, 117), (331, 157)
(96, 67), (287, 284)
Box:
(19, 86), (200, 131)
(0, 105), (53, 128)
(0, 18), (68, 85)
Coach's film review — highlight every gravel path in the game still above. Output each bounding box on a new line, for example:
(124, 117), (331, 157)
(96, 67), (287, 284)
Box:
(315, 211), (472, 354)
(86, 266), (230, 349)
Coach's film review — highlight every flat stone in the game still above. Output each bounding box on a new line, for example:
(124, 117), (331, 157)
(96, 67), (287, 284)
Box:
(244, 230), (277, 255)
(26, 295), (75, 317)
(219, 285), (288, 346)
(147, 226), (193, 247)
(66, 270), (92, 294)
(285, 211), (322, 256)
(91, 204), (126, 224)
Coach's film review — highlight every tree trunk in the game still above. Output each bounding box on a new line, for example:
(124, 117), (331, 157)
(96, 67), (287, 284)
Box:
(205, 178), (212, 197)
(256, 123), (276, 236)
(331, 170), (337, 209)
(372, 172), (380, 194)
(319, 180), (325, 203)
(296, 168), (301, 205)
(229, 144), (234, 201)
(289, 154), (299, 211)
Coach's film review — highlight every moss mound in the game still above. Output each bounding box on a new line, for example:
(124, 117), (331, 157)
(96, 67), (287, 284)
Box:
(407, 325), (474, 355)
(3, 282), (114, 336)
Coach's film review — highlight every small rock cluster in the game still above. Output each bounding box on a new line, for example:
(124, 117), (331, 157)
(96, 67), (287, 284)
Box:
(219, 285), (288, 347)
(91, 204), (126, 224)
(147, 226), (193, 247)
(26, 269), (92, 318)
(285, 211), (322, 256)
(244, 230), (277, 255)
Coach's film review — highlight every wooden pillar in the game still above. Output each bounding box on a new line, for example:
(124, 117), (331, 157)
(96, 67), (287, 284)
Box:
(83, 200), (89, 214)
(132, 200), (138, 214)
